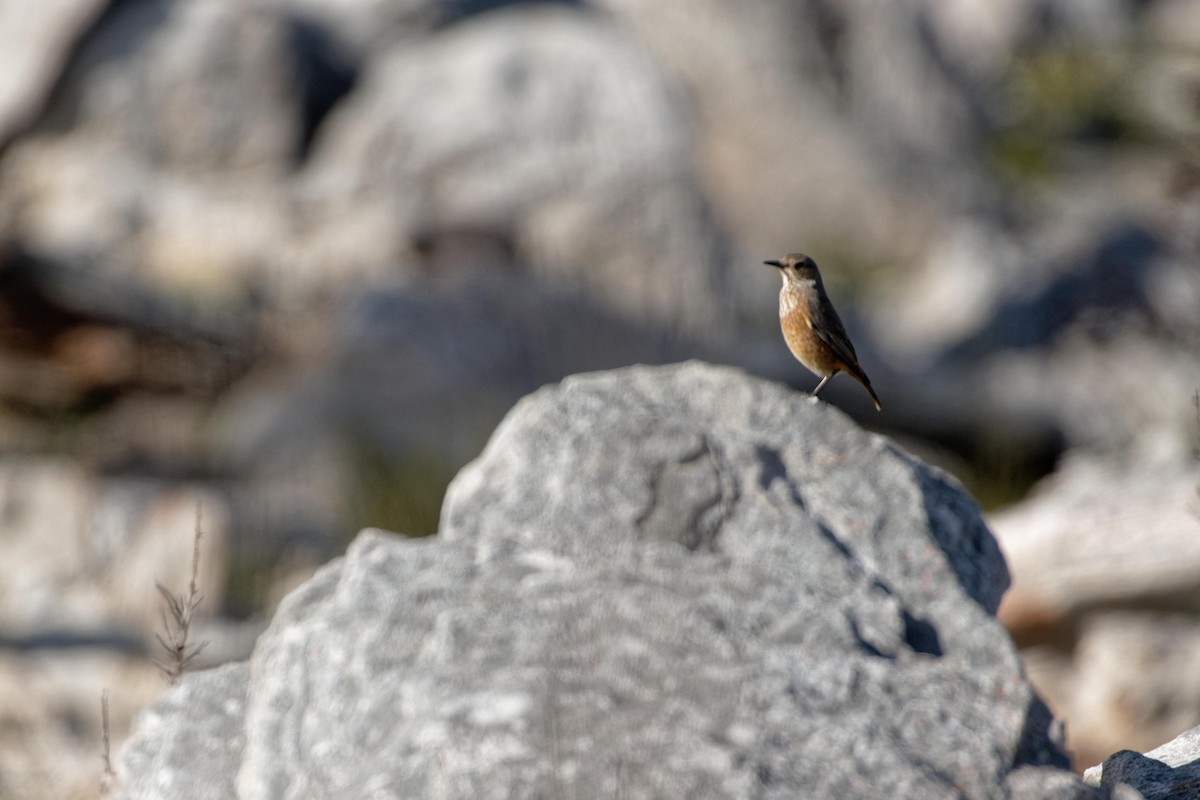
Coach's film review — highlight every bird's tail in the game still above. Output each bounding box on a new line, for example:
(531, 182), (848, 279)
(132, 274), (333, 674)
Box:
(850, 370), (882, 412)
(866, 384), (882, 412)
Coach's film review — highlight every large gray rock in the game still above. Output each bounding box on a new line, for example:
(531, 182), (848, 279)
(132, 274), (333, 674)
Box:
(116, 362), (1101, 799)
(117, 663), (250, 800)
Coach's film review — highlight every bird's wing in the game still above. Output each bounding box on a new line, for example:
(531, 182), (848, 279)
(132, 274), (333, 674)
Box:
(805, 290), (861, 369)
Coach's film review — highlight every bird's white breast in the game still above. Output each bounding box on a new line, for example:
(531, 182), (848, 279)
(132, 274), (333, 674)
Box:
(778, 277), (815, 318)
(778, 285), (799, 318)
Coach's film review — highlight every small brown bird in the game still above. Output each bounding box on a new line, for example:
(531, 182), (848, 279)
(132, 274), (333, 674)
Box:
(765, 253), (882, 411)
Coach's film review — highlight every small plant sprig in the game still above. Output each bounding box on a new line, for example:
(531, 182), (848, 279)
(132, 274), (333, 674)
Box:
(100, 690), (117, 795)
(1193, 390), (1200, 521)
(154, 505), (209, 685)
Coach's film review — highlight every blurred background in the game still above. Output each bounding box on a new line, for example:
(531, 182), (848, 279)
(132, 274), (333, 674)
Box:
(1, 0), (1198, 796)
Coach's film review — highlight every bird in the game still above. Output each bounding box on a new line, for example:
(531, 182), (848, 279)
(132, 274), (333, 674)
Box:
(765, 253), (882, 411)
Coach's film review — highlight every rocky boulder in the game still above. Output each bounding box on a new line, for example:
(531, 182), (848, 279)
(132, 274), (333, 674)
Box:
(114, 362), (1102, 799)
(1085, 723), (1200, 800)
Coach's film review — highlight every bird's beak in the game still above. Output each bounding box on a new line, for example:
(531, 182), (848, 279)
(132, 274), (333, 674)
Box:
(764, 259), (783, 269)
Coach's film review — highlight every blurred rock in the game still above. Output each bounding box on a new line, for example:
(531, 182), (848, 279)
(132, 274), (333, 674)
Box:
(869, 214), (1200, 469)
(270, 0), (438, 59)
(300, 5), (732, 336)
(327, 272), (708, 462)
(996, 453), (1200, 619)
(207, 270), (711, 559)
(1, 0), (737, 325)
(1149, 0), (1200, 52)
(0, 623), (258, 800)
(0, 244), (257, 397)
(0, 244), (259, 479)
(942, 224), (1163, 360)
(0, 459), (230, 634)
(270, 0), (591, 64)
(268, 0), (536, 60)
(50, 0), (302, 175)
(0, 651), (162, 800)
(115, 363), (1098, 799)
(921, 0), (1036, 76)
(0, 0), (106, 144)
(593, 0), (938, 276)
(591, 0), (1078, 285)
(0, 0), (307, 296)
(0, 461), (238, 800)
(993, 452), (1200, 766)
(972, 322), (1198, 463)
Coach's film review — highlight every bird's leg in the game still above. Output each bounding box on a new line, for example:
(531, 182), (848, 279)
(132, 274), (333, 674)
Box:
(812, 374), (832, 397)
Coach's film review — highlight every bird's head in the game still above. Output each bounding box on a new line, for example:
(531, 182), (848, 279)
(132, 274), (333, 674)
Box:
(764, 253), (821, 285)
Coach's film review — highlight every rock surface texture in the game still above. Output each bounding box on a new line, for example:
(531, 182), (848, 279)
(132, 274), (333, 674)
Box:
(115, 363), (1105, 799)
(1085, 722), (1200, 800)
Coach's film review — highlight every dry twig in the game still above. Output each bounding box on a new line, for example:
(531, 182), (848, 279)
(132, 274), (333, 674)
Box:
(1193, 390), (1200, 521)
(154, 505), (209, 685)
(100, 690), (117, 795)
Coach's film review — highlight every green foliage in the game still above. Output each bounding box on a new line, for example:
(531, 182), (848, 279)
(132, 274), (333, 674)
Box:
(345, 437), (456, 540)
(223, 558), (272, 620)
(988, 40), (1150, 182)
(804, 238), (897, 301)
(962, 428), (1060, 511)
